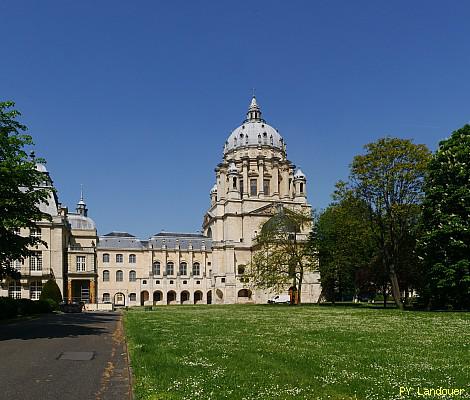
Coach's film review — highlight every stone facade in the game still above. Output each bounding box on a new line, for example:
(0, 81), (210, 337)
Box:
(1, 97), (321, 305)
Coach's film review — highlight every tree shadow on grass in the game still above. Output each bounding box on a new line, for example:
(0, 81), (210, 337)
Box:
(0, 312), (119, 341)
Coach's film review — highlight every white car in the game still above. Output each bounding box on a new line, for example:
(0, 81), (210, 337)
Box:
(268, 294), (290, 304)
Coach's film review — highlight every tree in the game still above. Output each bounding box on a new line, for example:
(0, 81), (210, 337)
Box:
(0, 101), (51, 279)
(40, 278), (63, 306)
(312, 182), (375, 303)
(419, 125), (470, 310)
(246, 206), (314, 304)
(350, 137), (431, 309)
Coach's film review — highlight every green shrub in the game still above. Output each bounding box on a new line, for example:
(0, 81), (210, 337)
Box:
(16, 298), (36, 315)
(0, 297), (18, 319)
(40, 279), (63, 304)
(33, 299), (54, 313)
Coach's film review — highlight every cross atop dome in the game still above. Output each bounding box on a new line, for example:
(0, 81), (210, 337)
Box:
(246, 95), (263, 122)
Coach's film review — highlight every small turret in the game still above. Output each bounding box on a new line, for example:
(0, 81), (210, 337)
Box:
(293, 168), (307, 202)
(76, 185), (88, 216)
(245, 96), (262, 122)
(210, 183), (217, 205)
(227, 162), (240, 199)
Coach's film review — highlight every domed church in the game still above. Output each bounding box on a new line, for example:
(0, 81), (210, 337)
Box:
(1, 97), (320, 307)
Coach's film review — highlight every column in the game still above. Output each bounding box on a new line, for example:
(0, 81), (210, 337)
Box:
(90, 279), (96, 303)
(67, 280), (72, 303)
(258, 159), (264, 197)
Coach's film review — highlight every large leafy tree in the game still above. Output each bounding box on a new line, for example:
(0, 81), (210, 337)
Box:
(0, 101), (51, 279)
(350, 137), (431, 309)
(419, 125), (470, 310)
(246, 206), (314, 304)
(312, 182), (375, 303)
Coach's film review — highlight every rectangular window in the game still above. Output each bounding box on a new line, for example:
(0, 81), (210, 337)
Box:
(30, 251), (42, 271)
(250, 179), (257, 196)
(30, 227), (41, 238)
(30, 282), (42, 300)
(76, 256), (86, 272)
(10, 260), (22, 271)
(103, 293), (110, 303)
(263, 179), (270, 195)
(239, 180), (244, 196)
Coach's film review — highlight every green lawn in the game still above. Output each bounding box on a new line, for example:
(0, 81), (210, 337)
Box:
(124, 305), (470, 400)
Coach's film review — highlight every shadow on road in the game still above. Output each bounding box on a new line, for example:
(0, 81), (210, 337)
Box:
(0, 312), (119, 341)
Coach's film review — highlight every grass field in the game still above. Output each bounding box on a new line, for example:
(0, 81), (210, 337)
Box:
(125, 305), (469, 400)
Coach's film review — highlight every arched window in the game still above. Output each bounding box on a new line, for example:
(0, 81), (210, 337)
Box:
(129, 270), (136, 282)
(103, 293), (110, 303)
(234, 137), (237, 146)
(166, 262), (174, 275)
(152, 261), (160, 275)
(116, 270), (123, 282)
(116, 254), (123, 263)
(180, 262), (187, 275)
(129, 293), (136, 302)
(192, 262), (200, 276)
(300, 182), (304, 193)
(30, 281), (42, 300)
(270, 135), (273, 145)
(129, 254), (136, 263)
(263, 132), (267, 144)
(9, 281), (21, 299)
(103, 270), (110, 282)
(103, 253), (110, 263)
(258, 134), (261, 144)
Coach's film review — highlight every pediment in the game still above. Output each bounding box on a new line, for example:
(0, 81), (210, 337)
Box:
(247, 203), (279, 216)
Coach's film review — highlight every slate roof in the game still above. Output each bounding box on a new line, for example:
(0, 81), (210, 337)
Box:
(97, 231), (212, 251)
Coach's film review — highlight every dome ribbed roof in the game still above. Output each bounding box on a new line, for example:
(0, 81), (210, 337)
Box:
(224, 97), (285, 155)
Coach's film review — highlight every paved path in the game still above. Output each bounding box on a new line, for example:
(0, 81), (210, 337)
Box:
(0, 312), (132, 400)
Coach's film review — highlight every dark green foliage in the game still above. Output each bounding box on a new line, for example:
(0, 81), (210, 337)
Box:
(0, 297), (53, 319)
(311, 185), (375, 302)
(0, 296), (18, 319)
(350, 137), (431, 309)
(419, 124), (470, 309)
(39, 278), (63, 306)
(0, 101), (52, 279)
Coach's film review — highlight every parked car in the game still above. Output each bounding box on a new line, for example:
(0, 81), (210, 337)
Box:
(268, 294), (290, 304)
(59, 302), (82, 313)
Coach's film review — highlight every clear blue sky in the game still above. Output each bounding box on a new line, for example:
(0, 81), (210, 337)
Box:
(2, 1), (470, 238)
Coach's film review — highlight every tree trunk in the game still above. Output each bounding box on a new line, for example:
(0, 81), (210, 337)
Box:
(383, 285), (387, 308)
(389, 268), (404, 310)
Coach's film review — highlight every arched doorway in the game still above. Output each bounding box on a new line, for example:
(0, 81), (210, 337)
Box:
(115, 292), (125, 307)
(167, 290), (176, 305)
(194, 290), (203, 304)
(140, 290), (149, 306)
(207, 290), (212, 304)
(153, 290), (162, 304)
(216, 289), (224, 304)
(237, 289), (252, 303)
(181, 291), (190, 304)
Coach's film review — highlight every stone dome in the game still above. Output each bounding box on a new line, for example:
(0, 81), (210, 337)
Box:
(224, 97), (285, 155)
(67, 214), (96, 230)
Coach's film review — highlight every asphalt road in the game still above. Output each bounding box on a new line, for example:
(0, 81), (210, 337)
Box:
(0, 312), (132, 400)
